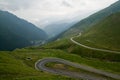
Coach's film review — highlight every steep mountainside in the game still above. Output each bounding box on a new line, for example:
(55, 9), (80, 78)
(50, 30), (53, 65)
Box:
(0, 10), (48, 50)
(61, 0), (120, 38)
(75, 12), (120, 51)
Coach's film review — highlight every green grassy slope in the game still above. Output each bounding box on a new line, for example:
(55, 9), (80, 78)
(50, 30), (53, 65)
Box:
(75, 12), (120, 51)
(42, 39), (120, 72)
(61, 1), (120, 38)
(43, 38), (120, 62)
(0, 41), (120, 79)
(0, 50), (78, 80)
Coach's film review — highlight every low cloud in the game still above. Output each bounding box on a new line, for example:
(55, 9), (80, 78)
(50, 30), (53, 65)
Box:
(0, 0), (118, 27)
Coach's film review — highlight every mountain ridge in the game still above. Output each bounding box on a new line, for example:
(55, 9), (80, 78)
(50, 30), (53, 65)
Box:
(61, 1), (120, 38)
(0, 10), (48, 50)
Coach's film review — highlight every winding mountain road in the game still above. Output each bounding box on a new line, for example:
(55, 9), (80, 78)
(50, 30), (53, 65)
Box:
(71, 33), (120, 54)
(35, 58), (120, 80)
(35, 33), (120, 80)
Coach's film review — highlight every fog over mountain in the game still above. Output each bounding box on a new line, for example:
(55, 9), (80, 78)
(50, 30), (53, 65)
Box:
(0, 0), (118, 28)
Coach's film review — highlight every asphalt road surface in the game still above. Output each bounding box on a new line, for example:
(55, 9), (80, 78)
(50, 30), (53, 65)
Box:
(35, 58), (120, 80)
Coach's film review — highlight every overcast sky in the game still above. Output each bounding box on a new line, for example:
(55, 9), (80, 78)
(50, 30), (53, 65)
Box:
(0, 0), (118, 28)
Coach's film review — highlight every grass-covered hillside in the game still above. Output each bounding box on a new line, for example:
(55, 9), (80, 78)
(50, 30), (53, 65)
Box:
(0, 37), (120, 80)
(75, 12), (120, 51)
(61, 0), (120, 38)
(0, 50), (79, 80)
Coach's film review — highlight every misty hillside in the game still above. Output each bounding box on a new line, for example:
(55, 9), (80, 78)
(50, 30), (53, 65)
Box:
(0, 10), (48, 50)
(61, 0), (120, 38)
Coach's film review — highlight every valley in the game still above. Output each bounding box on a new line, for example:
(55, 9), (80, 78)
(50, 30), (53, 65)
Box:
(0, 32), (120, 80)
(0, 0), (120, 80)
